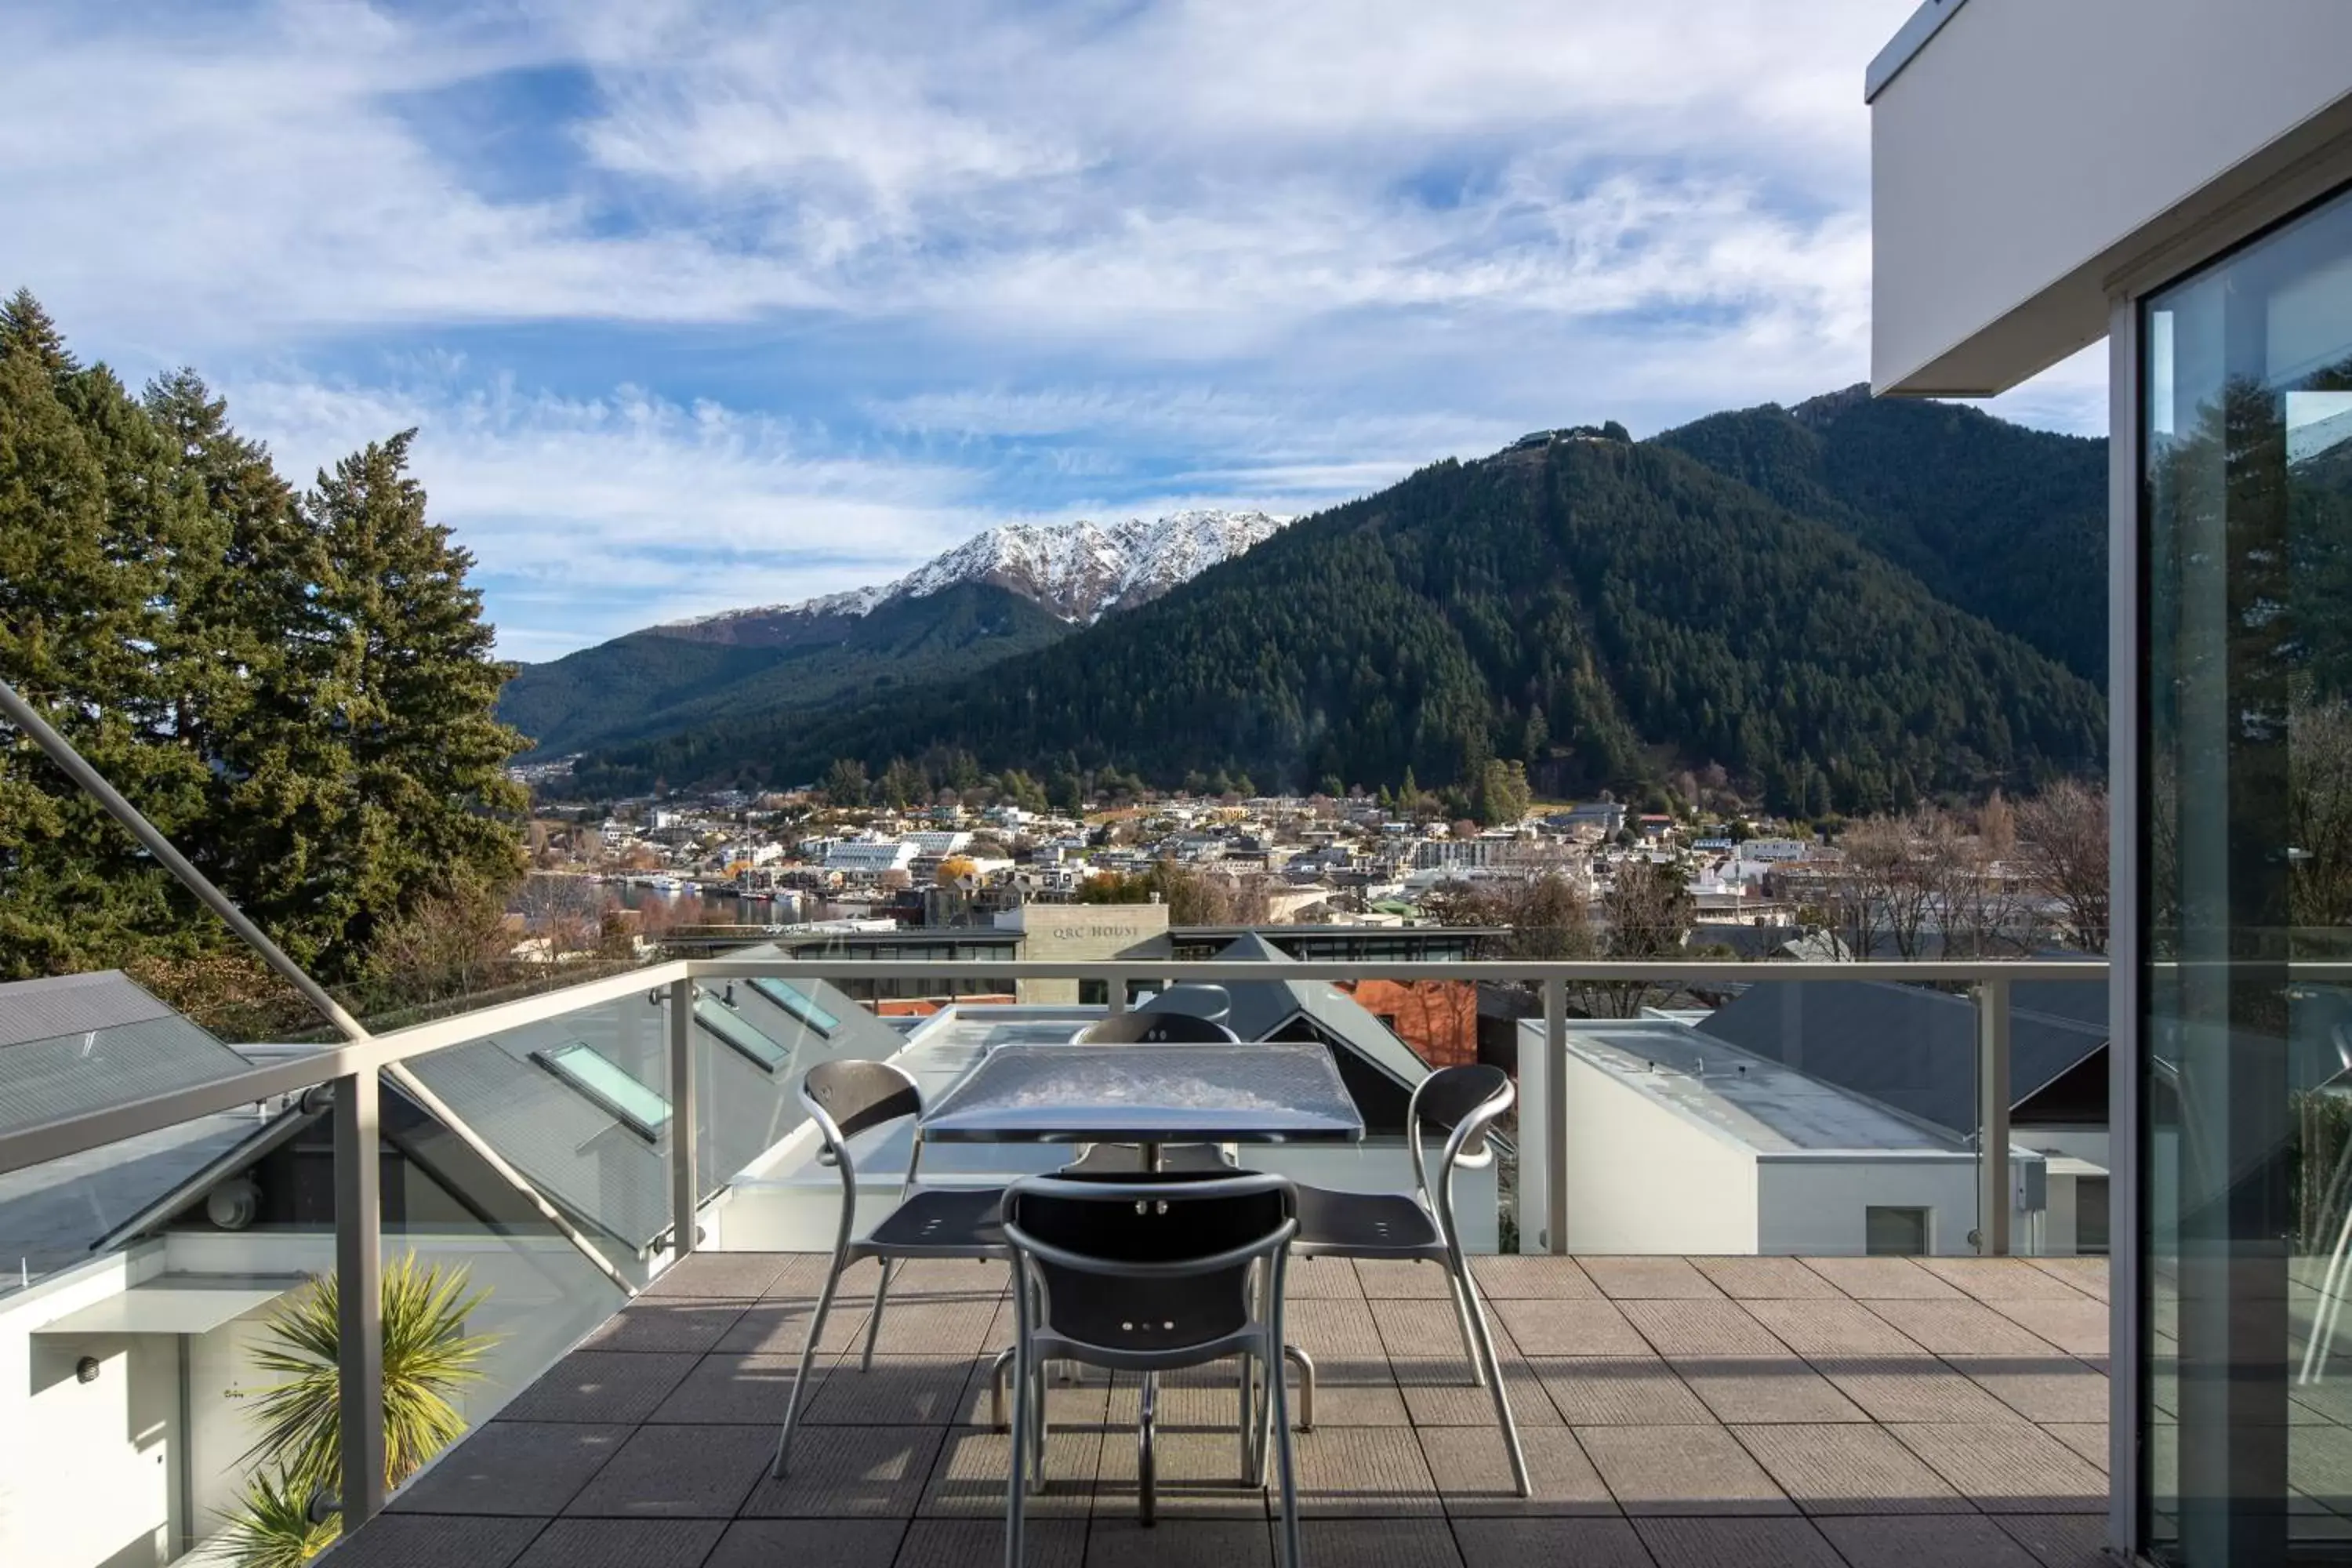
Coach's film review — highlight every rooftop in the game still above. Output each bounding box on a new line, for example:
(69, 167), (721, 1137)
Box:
(331, 1248), (2113, 1568)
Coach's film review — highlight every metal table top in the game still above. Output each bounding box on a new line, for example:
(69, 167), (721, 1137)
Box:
(918, 1042), (1364, 1145)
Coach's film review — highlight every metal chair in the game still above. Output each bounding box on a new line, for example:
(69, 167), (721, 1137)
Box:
(1000, 1171), (1303, 1568)
(770, 1059), (1005, 1479)
(1144, 983), (1233, 1026)
(1287, 1063), (1530, 1495)
(1062, 1007), (1243, 1174)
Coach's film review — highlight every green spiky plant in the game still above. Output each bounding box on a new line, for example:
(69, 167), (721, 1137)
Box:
(225, 1254), (498, 1564)
(212, 1467), (340, 1568)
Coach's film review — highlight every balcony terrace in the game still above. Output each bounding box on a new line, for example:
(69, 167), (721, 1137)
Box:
(328, 1247), (2111, 1568)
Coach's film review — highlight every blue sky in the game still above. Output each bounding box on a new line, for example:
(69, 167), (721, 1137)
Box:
(0, 0), (2103, 662)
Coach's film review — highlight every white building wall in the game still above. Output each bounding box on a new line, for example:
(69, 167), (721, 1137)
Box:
(1554, 1048), (1759, 1255)
(1755, 1156), (1980, 1257)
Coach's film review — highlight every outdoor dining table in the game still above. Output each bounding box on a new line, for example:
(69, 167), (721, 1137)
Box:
(917, 1040), (1367, 1163)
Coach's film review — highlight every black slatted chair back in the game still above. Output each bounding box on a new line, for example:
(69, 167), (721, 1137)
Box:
(1411, 1064), (1512, 1159)
(802, 1058), (924, 1143)
(1142, 984), (1233, 1025)
(1072, 1010), (1240, 1044)
(1004, 1173), (1294, 1356)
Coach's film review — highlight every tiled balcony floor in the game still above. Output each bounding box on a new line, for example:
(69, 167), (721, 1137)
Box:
(334, 1252), (2112, 1568)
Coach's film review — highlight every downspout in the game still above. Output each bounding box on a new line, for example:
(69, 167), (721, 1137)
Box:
(0, 675), (635, 1295)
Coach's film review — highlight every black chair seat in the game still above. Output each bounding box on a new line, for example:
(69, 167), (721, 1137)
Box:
(1292, 1184), (1441, 1257)
(1060, 1142), (1236, 1176)
(868, 1185), (1007, 1252)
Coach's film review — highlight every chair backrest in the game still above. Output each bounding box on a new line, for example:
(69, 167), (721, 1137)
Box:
(800, 1058), (923, 1152)
(1070, 1009), (1240, 1044)
(1142, 984), (1232, 1025)
(1405, 1065), (1513, 1232)
(1000, 1171), (1297, 1362)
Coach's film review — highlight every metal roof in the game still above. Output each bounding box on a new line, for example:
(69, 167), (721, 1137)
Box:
(1694, 978), (2107, 1138)
(1864, 0), (1971, 103)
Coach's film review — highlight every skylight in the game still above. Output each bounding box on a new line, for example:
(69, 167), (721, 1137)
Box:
(535, 1041), (670, 1139)
(696, 996), (789, 1073)
(751, 977), (840, 1037)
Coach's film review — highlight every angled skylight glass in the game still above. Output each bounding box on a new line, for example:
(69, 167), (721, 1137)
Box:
(750, 977), (840, 1037)
(534, 1041), (670, 1139)
(695, 996), (789, 1073)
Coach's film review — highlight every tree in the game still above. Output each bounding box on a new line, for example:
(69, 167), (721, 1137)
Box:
(227, 1255), (496, 1563)
(1582, 858), (1693, 1016)
(2015, 779), (2110, 953)
(1476, 758), (1532, 826)
(936, 855), (979, 886)
(821, 757), (869, 808)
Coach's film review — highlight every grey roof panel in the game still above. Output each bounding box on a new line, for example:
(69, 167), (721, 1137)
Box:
(1694, 979), (2107, 1138)
(0, 974), (260, 1137)
(0, 971), (177, 1047)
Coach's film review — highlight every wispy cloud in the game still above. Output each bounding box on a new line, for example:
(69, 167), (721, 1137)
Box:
(0, 0), (2101, 659)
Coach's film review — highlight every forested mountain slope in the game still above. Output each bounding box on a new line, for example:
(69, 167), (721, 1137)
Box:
(576, 434), (2105, 814)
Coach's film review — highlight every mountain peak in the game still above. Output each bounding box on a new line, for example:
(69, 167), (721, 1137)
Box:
(661, 508), (1288, 643)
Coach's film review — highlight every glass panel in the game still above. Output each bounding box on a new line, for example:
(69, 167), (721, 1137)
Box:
(749, 976), (840, 1036)
(534, 1042), (670, 1138)
(2143, 181), (2352, 1564)
(695, 995), (787, 1073)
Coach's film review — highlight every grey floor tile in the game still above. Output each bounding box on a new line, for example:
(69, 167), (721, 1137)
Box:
(1860, 1299), (2061, 1357)
(1288, 1256), (1367, 1299)
(1729, 1424), (1969, 1515)
(1096, 1426), (1270, 1519)
(1918, 1258), (2096, 1302)
(863, 1298), (1007, 1358)
(1794, 1258), (1961, 1301)
(881, 1258), (1010, 1297)
(1809, 1357), (2026, 1425)
(1574, 1425), (1793, 1516)
(957, 1359), (1116, 1429)
(1529, 1358), (1711, 1426)
(1994, 1514), (2112, 1567)
(1945, 1356), (2109, 1423)
(1451, 1516), (1655, 1568)
(2042, 1423), (2108, 1472)
(388, 1422), (628, 1516)
(510, 1518), (726, 1568)
(1356, 1259), (1457, 1298)
(644, 1253), (790, 1299)
(1287, 1295), (1385, 1357)
(1884, 1422), (2107, 1512)
(1740, 1300), (1926, 1358)
(648, 1352), (811, 1426)
(898, 1519), (1083, 1568)
(2024, 1258), (2111, 1303)
(741, 1425), (948, 1518)
(766, 1254), (879, 1300)
(1109, 1363), (1266, 1431)
(1579, 1258), (1726, 1301)
(806, 1355), (980, 1425)
(579, 1298), (755, 1355)
(1669, 1358), (1868, 1425)
(1490, 1298), (1649, 1356)
(1633, 1515), (1844, 1567)
(562, 1422), (775, 1519)
(718, 1296), (875, 1356)
(2292, 1421), (2352, 1508)
(1297, 1518), (1465, 1567)
(1374, 1298), (1490, 1362)
(498, 1350), (700, 1425)
(1985, 1298), (2109, 1358)
(1690, 1258), (1843, 1301)
(704, 1519), (908, 1568)
(1469, 1256), (1602, 1300)
(1085, 1516), (1274, 1568)
(324, 1515), (546, 1568)
(1291, 1425), (1445, 1517)
(1619, 1300), (1790, 1358)
(924, 1425), (1101, 1518)
(1392, 1356), (1562, 1428)
(1417, 1425), (1615, 1515)
(1291, 1355), (1413, 1426)
(1815, 1513), (2043, 1568)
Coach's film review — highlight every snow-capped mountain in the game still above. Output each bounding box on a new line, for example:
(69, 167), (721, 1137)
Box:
(664, 509), (1287, 644)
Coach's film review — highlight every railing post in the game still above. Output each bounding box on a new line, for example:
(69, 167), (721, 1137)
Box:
(1108, 969), (1127, 1014)
(1544, 976), (1568, 1256)
(1976, 975), (2012, 1257)
(669, 982), (698, 1261)
(333, 1069), (385, 1525)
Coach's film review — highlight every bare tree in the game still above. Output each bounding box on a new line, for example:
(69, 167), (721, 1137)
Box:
(2293, 698), (2352, 933)
(2015, 780), (2110, 953)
